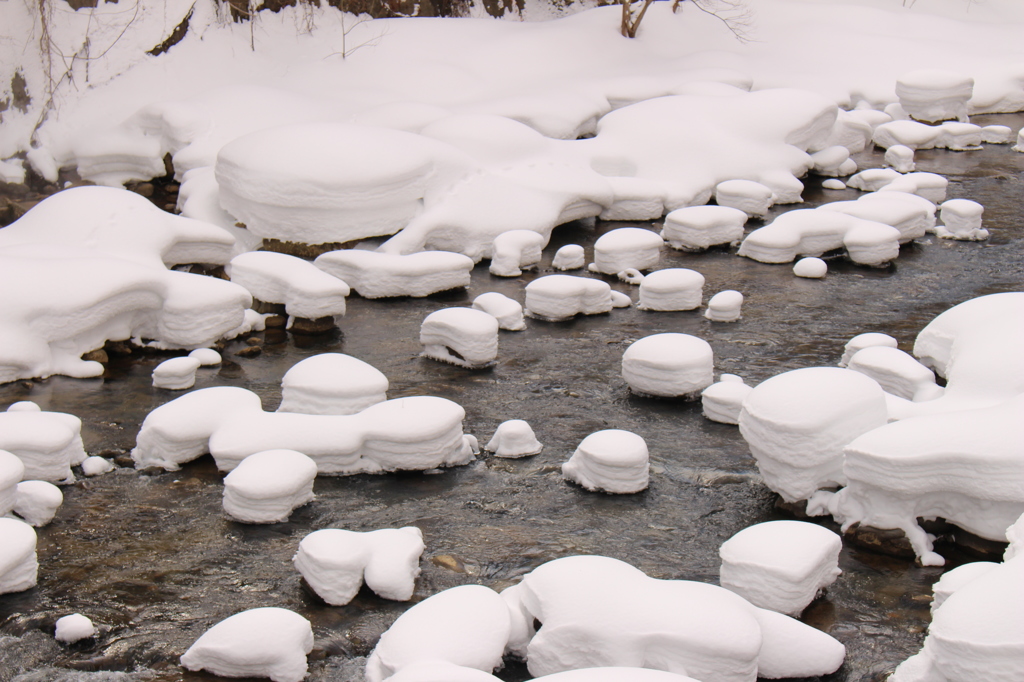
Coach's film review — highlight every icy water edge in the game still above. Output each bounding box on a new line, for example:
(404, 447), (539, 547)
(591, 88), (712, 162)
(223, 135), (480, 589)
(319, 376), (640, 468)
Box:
(0, 114), (1022, 682)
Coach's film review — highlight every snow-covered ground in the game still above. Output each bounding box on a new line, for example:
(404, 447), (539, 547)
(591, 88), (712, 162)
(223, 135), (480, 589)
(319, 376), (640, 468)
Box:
(1, 0), (1023, 680)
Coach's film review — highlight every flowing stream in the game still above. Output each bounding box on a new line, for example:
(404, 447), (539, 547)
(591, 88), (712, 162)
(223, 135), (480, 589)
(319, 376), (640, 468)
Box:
(1, 114), (1021, 682)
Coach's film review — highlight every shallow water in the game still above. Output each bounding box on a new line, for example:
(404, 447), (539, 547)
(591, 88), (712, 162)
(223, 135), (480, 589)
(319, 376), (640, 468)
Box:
(1, 114), (1022, 682)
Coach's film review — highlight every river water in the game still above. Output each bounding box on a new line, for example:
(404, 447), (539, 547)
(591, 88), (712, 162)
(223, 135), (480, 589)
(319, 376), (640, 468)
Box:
(1, 114), (1021, 682)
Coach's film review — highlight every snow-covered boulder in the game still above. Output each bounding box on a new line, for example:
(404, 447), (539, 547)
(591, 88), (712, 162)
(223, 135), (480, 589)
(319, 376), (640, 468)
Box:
(719, 520), (842, 616)
(472, 292), (526, 332)
(278, 353), (388, 416)
(152, 356), (202, 390)
(817, 190), (936, 243)
(13, 480), (63, 526)
(315, 250), (473, 299)
(661, 205), (747, 252)
(885, 144), (915, 172)
(55, 614), (96, 644)
(793, 257), (827, 278)
(809, 145), (856, 177)
(588, 227), (663, 276)
(524, 275), (622, 321)
(738, 208), (901, 266)
(189, 348), (222, 366)
(0, 517), (38, 595)
(293, 527), (424, 605)
(489, 230), (545, 277)
(637, 268), (705, 311)
(180, 607), (314, 682)
(701, 374), (753, 425)
(621, 333), (714, 398)
(934, 198), (987, 241)
(704, 290), (744, 322)
(365, 584), (511, 682)
(0, 450), (25, 515)
(0, 407), (87, 483)
(714, 179), (774, 218)
(81, 456), (115, 477)
(738, 367), (889, 503)
(839, 332), (898, 368)
(847, 169), (947, 203)
(562, 429), (649, 494)
(552, 244), (586, 271)
(228, 251), (350, 320)
(485, 420), (543, 458)
(846, 346), (943, 402)
(222, 449), (317, 524)
(420, 308), (500, 368)
(502, 555), (845, 681)
(895, 69), (973, 123)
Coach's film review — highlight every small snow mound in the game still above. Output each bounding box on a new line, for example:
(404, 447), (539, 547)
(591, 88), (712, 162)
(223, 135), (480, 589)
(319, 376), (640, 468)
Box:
(588, 227), (662, 275)
(420, 308), (499, 368)
(315, 250), (473, 299)
(839, 332), (898, 368)
(551, 244), (586, 271)
(934, 198), (987, 241)
(0, 517), (38, 595)
(524, 275), (616, 321)
(562, 429), (649, 494)
(705, 290), (744, 322)
(152, 356), (202, 390)
(472, 292), (526, 331)
(637, 268), (705, 311)
(821, 179), (846, 190)
(55, 614), (96, 643)
(180, 607), (314, 682)
(13, 480), (63, 527)
(701, 376), (753, 425)
(661, 205), (746, 252)
(489, 230), (545, 277)
(622, 333), (714, 399)
(895, 69), (974, 123)
(189, 348), (222, 366)
(222, 449), (317, 524)
(884, 145), (915, 173)
(485, 420), (543, 458)
(81, 456), (115, 477)
(228, 250), (349, 320)
(793, 257), (827, 279)
(278, 353), (388, 416)
(715, 179), (774, 218)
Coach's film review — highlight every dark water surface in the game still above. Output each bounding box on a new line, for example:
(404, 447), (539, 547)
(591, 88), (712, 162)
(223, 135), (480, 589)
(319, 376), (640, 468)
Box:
(1, 114), (1022, 682)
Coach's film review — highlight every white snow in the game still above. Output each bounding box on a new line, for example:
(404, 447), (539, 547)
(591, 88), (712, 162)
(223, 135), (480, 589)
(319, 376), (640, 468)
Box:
(934, 199), (988, 241)
(885, 145), (916, 173)
(738, 208), (901, 266)
(314, 250), (474, 299)
(895, 69), (974, 123)
(54, 614), (96, 644)
(228, 251), (350, 320)
(189, 348), (223, 366)
(365, 584), (511, 682)
(661, 205), (747, 252)
(0, 450), (25, 516)
(293, 527), (425, 605)
(839, 332), (898, 368)
(0, 517), (38, 595)
(719, 520), (842, 616)
(621, 333), (714, 399)
(180, 607), (314, 682)
(551, 245), (586, 271)
(587, 227), (663, 275)
(222, 449), (318, 524)
(472, 293), (527, 332)
(705, 290), (744, 322)
(152, 356), (203, 390)
(489, 230), (546, 277)
(485, 420), (543, 458)
(0, 405), (87, 483)
(420, 308), (500, 368)
(502, 554), (845, 681)
(817, 190), (936, 244)
(524, 275), (619, 321)
(561, 429), (649, 494)
(277, 353), (389, 416)
(793, 257), (827, 279)
(714, 179), (775, 218)
(81, 456), (116, 477)
(12, 480), (63, 527)
(702, 374), (754, 425)
(809, 145), (856, 178)
(636, 268), (705, 312)
(846, 346), (943, 402)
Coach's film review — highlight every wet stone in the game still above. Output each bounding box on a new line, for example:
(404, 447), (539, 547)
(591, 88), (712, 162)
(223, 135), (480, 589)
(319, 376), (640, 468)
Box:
(290, 316), (337, 335)
(234, 345), (262, 358)
(262, 238), (352, 260)
(252, 298), (287, 315)
(81, 349), (108, 364)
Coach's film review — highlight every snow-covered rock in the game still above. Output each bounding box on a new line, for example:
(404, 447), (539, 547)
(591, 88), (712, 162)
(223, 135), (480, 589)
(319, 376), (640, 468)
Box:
(839, 332), (898, 368)
(895, 69), (974, 123)
(719, 520), (842, 616)
(315, 249), (473, 299)
(636, 268), (704, 311)
(551, 244), (586, 271)
(55, 614), (96, 643)
(809, 145), (856, 177)
(621, 333), (714, 398)
(228, 250), (350, 320)
(714, 179), (774, 218)
(847, 346), (943, 402)
(524, 275), (619, 321)
(189, 348), (222, 366)
(929, 561), (999, 613)
(934, 198), (987, 241)
(562, 429), (649, 494)
(0, 517), (38, 595)
(817, 190), (936, 243)
(661, 205), (747, 252)
(485, 420), (543, 458)
(81, 456), (115, 477)
(365, 584), (511, 682)
(293, 527), (424, 605)
(222, 449), (317, 523)
(701, 374), (753, 425)
(588, 227), (663, 276)
(705, 290), (744, 322)
(12, 480), (63, 526)
(738, 208), (900, 266)
(278, 353), (388, 416)
(489, 230), (545, 277)
(180, 607), (314, 682)
(847, 168), (948, 203)
(0, 450), (25, 515)
(980, 125), (1013, 144)
(885, 144), (916, 172)
(738, 367), (889, 503)
(0, 406), (87, 483)
(420, 308), (499, 368)
(793, 257), (827, 278)
(152, 356), (202, 390)
(472, 292), (526, 332)
(502, 554), (845, 681)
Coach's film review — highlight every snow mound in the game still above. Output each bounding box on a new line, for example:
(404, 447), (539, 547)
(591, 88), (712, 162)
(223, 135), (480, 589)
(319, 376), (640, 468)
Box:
(524, 275), (617, 321)
(621, 333), (714, 398)
(705, 290), (744, 322)
(485, 420), (543, 458)
(279, 353), (388, 416)
(0, 405), (87, 483)
(637, 268), (705, 311)
(472, 292), (526, 332)
(152, 356), (202, 390)
(420, 308), (500, 369)
(293, 526), (424, 605)
(228, 251), (350, 320)
(934, 198), (987, 241)
(846, 346), (943, 402)
(895, 69), (974, 123)
(794, 257), (827, 278)
(562, 429), (649, 494)
(314, 250), (473, 299)
(715, 179), (775, 218)
(552, 245), (586, 271)
(222, 449), (318, 524)
(702, 374), (753, 425)
(885, 144), (916, 173)
(588, 227), (663, 275)
(180, 607), (314, 682)
(661, 205), (747, 252)
(55, 614), (96, 644)
(13, 480), (63, 527)
(0, 517), (37, 595)
(738, 208), (901, 266)
(839, 332), (898, 368)
(817, 190), (936, 243)
(0, 450), (25, 516)
(719, 520), (842, 616)
(489, 230), (546, 277)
